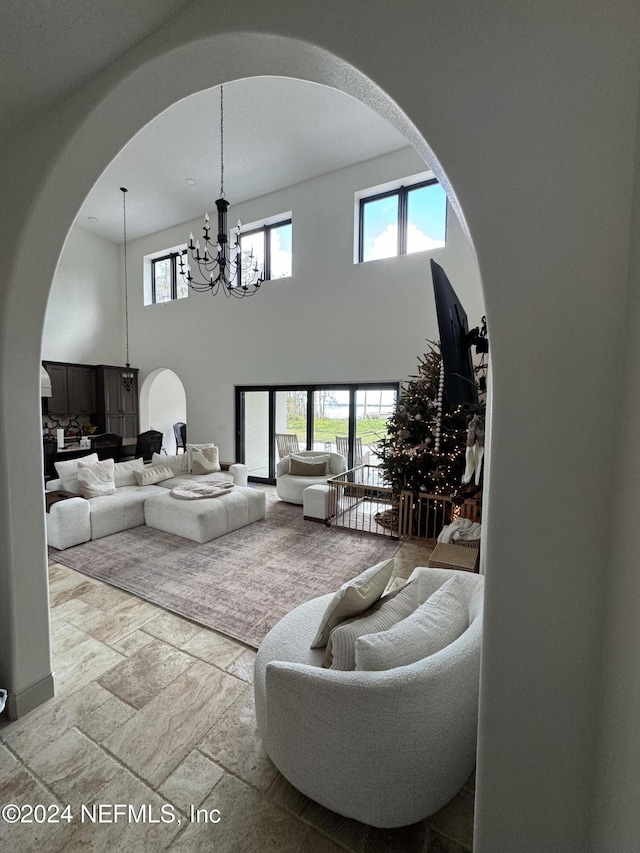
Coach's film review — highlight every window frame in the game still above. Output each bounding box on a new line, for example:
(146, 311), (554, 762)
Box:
(357, 178), (446, 263)
(239, 217), (292, 285)
(150, 249), (188, 304)
(235, 381), (399, 483)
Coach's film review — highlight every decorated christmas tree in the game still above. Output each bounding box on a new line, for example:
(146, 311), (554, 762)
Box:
(375, 343), (477, 502)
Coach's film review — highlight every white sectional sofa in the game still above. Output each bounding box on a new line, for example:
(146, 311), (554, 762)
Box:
(46, 451), (248, 550)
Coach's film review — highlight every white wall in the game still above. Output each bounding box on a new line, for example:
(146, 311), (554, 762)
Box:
(42, 227), (122, 364)
(125, 147), (483, 460)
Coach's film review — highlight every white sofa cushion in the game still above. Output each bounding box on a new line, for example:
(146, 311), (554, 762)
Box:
(154, 452), (189, 475)
(323, 579), (420, 670)
(54, 452), (99, 494)
(355, 575), (468, 671)
(134, 464), (175, 486)
(77, 458), (116, 499)
(310, 558), (395, 648)
(113, 457), (145, 487)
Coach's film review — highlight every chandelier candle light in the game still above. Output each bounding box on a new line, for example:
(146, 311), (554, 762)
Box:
(120, 187), (135, 392)
(180, 85), (264, 296)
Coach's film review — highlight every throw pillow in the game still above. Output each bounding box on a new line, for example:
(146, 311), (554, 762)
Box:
(153, 452), (189, 475)
(354, 576), (469, 671)
(323, 580), (420, 670)
(191, 446), (220, 475)
(113, 457), (145, 487)
(186, 443), (220, 473)
(310, 558), (395, 649)
(134, 464), (175, 486)
(289, 457), (328, 477)
(77, 458), (116, 499)
(55, 452), (99, 494)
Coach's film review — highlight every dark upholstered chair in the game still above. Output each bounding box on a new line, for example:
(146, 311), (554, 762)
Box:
(173, 421), (187, 454)
(43, 436), (57, 482)
(135, 429), (164, 462)
(90, 432), (123, 462)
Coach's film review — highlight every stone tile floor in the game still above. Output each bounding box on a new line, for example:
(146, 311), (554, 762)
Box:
(0, 535), (474, 852)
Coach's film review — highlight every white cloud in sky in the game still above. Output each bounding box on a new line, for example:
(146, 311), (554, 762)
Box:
(368, 223), (445, 260)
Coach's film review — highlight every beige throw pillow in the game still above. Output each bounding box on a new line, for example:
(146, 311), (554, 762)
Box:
(354, 575), (468, 671)
(310, 558), (395, 649)
(289, 457), (328, 476)
(323, 580), (420, 670)
(55, 452), (99, 494)
(191, 446), (220, 474)
(77, 458), (116, 499)
(186, 443), (220, 473)
(134, 464), (175, 486)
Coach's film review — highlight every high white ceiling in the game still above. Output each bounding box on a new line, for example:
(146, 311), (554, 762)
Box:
(76, 77), (411, 242)
(0, 1), (413, 244)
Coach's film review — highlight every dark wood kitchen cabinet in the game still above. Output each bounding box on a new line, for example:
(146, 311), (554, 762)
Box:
(95, 365), (139, 439)
(43, 361), (96, 416)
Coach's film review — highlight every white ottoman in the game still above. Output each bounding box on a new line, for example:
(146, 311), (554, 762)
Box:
(144, 486), (266, 543)
(303, 484), (334, 522)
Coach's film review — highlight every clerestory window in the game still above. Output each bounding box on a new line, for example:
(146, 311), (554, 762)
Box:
(358, 178), (447, 263)
(150, 250), (189, 303)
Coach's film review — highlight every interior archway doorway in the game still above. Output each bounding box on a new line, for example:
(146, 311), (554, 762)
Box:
(1, 17), (487, 758)
(139, 368), (187, 455)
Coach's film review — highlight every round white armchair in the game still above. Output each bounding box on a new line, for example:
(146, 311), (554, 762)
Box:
(275, 450), (347, 505)
(254, 567), (483, 828)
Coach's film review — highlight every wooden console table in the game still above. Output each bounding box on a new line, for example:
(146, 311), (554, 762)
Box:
(45, 490), (77, 512)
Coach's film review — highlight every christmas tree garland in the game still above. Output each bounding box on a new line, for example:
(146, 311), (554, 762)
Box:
(374, 342), (483, 532)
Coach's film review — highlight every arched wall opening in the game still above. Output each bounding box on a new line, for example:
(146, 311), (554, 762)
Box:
(6, 9), (631, 850)
(139, 368), (187, 455)
(1, 29), (487, 717)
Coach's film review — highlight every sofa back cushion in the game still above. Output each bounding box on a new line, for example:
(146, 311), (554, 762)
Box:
(354, 575), (469, 671)
(113, 457), (145, 487)
(154, 452), (189, 475)
(55, 452), (99, 494)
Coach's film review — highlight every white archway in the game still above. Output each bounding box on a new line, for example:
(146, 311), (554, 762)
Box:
(2, 28), (468, 718)
(139, 368), (187, 454)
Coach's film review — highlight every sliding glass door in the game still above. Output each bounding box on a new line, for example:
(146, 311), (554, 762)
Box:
(236, 383), (399, 484)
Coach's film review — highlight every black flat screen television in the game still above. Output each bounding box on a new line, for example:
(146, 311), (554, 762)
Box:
(430, 260), (478, 405)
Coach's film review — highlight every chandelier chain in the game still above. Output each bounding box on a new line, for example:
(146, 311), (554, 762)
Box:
(220, 85), (224, 198)
(122, 188), (130, 366)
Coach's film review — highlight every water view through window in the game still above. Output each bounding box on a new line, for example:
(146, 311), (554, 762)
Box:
(237, 384), (398, 481)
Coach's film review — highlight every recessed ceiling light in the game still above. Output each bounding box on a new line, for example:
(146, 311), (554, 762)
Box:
(185, 178), (197, 186)
(87, 216), (98, 222)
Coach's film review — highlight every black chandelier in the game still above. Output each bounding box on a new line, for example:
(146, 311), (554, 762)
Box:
(120, 187), (135, 391)
(179, 86), (264, 296)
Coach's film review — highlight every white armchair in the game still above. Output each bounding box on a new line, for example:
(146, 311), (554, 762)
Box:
(254, 567), (483, 828)
(275, 450), (347, 505)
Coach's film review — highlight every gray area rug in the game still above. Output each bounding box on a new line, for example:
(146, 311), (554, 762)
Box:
(49, 492), (400, 648)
